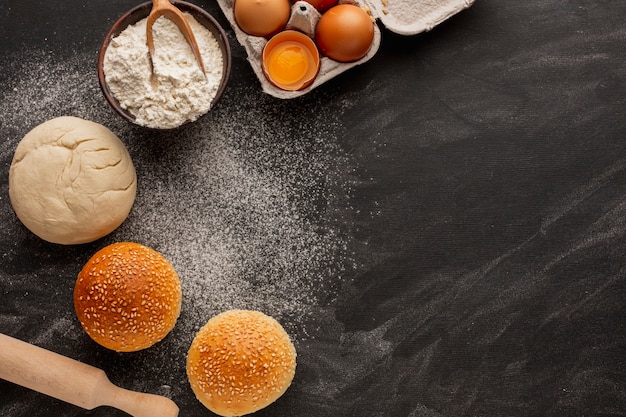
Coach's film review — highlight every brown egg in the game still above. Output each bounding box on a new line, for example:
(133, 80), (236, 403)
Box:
(234, 0), (292, 38)
(315, 4), (375, 63)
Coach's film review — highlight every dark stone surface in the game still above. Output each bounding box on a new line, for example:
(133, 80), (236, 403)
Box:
(1, 1), (625, 416)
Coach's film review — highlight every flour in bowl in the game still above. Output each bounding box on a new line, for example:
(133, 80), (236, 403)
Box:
(103, 13), (224, 129)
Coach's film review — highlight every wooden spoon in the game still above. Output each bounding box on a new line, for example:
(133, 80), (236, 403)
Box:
(0, 333), (179, 417)
(146, 0), (206, 74)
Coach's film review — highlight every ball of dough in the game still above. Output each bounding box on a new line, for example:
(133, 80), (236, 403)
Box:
(74, 242), (182, 352)
(187, 310), (297, 416)
(8, 116), (136, 245)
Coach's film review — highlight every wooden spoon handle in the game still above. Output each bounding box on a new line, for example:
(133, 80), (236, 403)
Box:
(0, 333), (179, 417)
(146, 0), (206, 74)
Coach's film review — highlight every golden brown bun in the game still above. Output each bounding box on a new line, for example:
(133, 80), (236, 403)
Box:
(187, 310), (297, 416)
(74, 242), (182, 352)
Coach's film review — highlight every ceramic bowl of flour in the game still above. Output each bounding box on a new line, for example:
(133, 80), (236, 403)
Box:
(97, 1), (232, 129)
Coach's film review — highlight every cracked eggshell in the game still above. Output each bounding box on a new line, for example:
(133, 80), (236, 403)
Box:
(8, 116), (137, 245)
(216, 0), (475, 98)
(217, 0), (381, 99)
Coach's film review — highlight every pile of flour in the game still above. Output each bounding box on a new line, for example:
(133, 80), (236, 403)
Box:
(103, 13), (224, 129)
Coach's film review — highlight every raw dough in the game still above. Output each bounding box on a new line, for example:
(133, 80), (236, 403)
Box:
(9, 116), (137, 245)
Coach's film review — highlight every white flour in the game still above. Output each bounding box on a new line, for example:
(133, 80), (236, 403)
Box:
(0, 48), (369, 409)
(0, 49), (362, 340)
(103, 13), (224, 129)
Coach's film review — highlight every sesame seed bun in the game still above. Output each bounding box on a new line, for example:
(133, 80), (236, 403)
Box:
(73, 242), (182, 352)
(186, 310), (297, 416)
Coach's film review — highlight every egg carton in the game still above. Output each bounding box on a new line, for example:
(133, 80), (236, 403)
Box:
(215, 0), (475, 99)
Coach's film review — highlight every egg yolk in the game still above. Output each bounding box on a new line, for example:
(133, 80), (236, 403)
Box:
(267, 42), (313, 84)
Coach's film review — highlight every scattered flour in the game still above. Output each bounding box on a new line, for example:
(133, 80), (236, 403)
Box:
(0, 46), (372, 415)
(0, 50), (360, 342)
(103, 13), (224, 129)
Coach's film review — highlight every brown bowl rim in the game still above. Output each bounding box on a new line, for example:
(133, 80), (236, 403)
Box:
(97, 0), (232, 130)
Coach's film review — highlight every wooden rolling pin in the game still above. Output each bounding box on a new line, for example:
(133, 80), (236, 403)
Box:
(0, 333), (179, 417)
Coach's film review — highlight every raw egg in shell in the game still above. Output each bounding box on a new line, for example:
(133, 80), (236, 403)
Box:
(234, 0), (291, 38)
(300, 0), (338, 13)
(263, 30), (320, 91)
(315, 4), (375, 63)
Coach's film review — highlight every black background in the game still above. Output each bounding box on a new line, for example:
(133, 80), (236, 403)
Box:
(1, 1), (625, 416)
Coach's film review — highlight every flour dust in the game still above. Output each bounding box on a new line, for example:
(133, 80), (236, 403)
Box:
(0, 49), (360, 344)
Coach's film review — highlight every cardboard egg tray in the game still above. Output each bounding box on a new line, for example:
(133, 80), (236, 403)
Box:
(215, 0), (475, 99)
